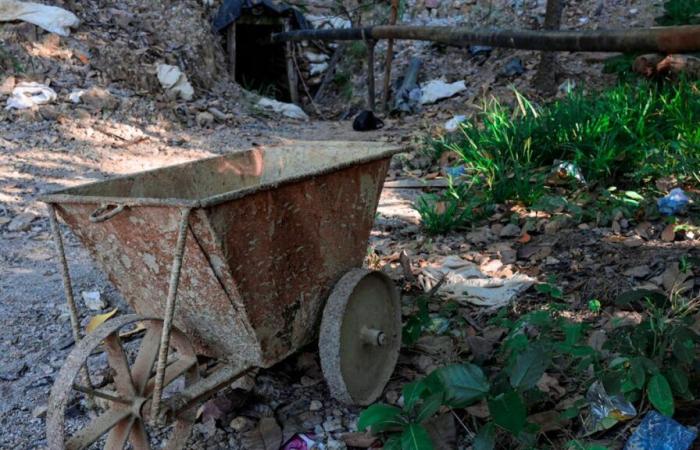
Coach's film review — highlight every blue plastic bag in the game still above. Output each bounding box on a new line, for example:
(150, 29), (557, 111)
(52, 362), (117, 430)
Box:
(657, 188), (690, 216)
(624, 411), (697, 450)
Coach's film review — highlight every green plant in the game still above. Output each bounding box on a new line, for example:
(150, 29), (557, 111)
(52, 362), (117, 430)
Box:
(602, 292), (700, 416)
(656, 0), (700, 25)
(420, 80), (700, 233)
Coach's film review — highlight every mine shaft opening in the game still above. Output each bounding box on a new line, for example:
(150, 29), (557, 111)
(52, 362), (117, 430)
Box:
(235, 23), (291, 102)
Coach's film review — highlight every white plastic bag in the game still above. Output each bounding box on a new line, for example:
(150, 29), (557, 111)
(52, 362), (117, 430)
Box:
(420, 79), (467, 105)
(0, 1), (80, 36)
(156, 64), (194, 101)
(257, 97), (309, 120)
(5, 81), (57, 109)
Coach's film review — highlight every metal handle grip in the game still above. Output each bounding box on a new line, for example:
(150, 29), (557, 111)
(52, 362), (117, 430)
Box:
(89, 204), (126, 223)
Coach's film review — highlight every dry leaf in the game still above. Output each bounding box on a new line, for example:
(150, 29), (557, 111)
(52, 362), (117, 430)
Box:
(661, 262), (694, 294)
(242, 417), (282, 450)
(528, 410), (569, 433)
(537, 373), (566, 397)
(466, 400), (490, 419)
(661, 224), (676, 242)
(85, 308), (118, 334)
(518, 231), (532, 244)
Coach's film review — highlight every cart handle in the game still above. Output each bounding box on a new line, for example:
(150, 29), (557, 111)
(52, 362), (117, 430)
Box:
(89, 204), (126, 223)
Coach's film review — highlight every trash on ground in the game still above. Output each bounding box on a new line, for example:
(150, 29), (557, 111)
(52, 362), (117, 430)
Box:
(623, 411), (697, 450)
(547, 160), (586, 185)
(444, 114), (467, 132)
(5, 82), (57, 109)
(420, 79), (467, 105)
(257, 97), (309, 120)
(81, 290), (106, 311)
(500, 57), (525, 77)
(442, 165), (466, 178)
(68, 89), (84, 104)
(0, 1), (80, 36)
(657, 188), (690, 216)
(282, 433), (320, 450)
(583, 380), (636, 434)
(419, 256), (534, 308)
(353, 110), (384, 131)
(156, 64), (194, 101)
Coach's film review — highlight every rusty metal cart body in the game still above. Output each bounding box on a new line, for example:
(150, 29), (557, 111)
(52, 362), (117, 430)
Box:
(42, 141), (404, 449)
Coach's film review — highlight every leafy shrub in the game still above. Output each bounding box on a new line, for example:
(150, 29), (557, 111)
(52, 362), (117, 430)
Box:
(656, 0), (700, 25)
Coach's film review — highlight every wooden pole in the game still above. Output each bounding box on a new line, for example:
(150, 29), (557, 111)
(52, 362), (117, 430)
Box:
(367, 39), (376, 111)
(382, 0), (399, 112)
(284, 19), (300, 104)
(272, 24), (700, 54)
(227, 23), (236, 81)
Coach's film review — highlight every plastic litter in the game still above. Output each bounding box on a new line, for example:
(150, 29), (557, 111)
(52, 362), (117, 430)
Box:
(156, 64), (194, 101)
(657, 188), (690, 216)
(68, 89), (84, 104)
(5, 81), (57, 109)
(282, 433), (320, 450)
(0, 1), (80, 36)
(584, 380), (637, 434)
(443, 165), (466, 178)
(547, 160), (586, 185)
(419, 79), (466, 105)
(444, 114), (467, 132)
(624, 411), (697, 450)
(419, 256), (534, 309)
(257, 97), (309, 120)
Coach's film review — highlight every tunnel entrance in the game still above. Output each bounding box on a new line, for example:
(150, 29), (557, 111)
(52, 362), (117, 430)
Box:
(232, 20), (291, 102)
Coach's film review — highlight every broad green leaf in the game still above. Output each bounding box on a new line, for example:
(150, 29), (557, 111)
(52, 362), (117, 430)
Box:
(629, 358), (646, 389)
(416, 393), (443, 423)
(665, 367), (692, 400)
(383, 435), (401, 450)
(509, 346), (549, 390)
(472, 422), (496, 450)
(563, 322), (584, 346)
(488, 390), (527, 435)
(427, 364), (490, 408)
(614, 289), (668, 309)
(403, 380), (428, 412)
(672, 336), (695, 364)
(401, 423), (434, 450)
(625, 191), (644, 201)
(647, 374), (674, 416)
(358, 404), (405, 433)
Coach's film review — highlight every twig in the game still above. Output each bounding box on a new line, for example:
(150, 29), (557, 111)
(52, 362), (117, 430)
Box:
(450, 408), (474, 439)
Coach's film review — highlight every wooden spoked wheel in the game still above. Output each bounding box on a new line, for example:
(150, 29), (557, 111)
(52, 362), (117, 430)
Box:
(47, 315), (199, 450)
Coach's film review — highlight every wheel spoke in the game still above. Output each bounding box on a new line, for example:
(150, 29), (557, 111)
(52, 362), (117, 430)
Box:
(104, 416), (136, 450)
(131, 325), (162, 395)
(66, 408), (132, 450)
(104, 335), (136, 398)
(128, 419), (152, 450)
(144, 357), (197, 397)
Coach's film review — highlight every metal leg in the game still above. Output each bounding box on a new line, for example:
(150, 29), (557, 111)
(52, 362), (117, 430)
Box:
(150, 208), (192, 423)
(48, 204), (92, 389)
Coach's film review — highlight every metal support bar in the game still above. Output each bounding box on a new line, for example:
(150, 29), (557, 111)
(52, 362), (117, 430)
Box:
(272, 24), (700, 54)
(285, 19), (300, 105)
(48, 204), (81, 344)
(366, 39), (376, 111)
(162, 363), (252, 419)
(150, 208), (191, 423)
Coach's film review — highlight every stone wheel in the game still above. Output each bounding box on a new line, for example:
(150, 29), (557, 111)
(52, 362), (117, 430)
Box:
(47, 314), (199, 450)
(320, 269), (402, 405)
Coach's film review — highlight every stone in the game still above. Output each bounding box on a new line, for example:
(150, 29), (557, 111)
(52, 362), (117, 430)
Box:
(327, 438), (347, 450)
(623, 265), (651, 278)
(81, 87), (119, 111)
(309, 400), (323, 411)
(81, 291), (106, 310)
(499, 223), (521, 238)
(196, 111), (214, 128)
(0, 75), (16, 96)
(323, 416), (343, 433)
(7, 212), (37, 232)
(229, 416), (253, 432)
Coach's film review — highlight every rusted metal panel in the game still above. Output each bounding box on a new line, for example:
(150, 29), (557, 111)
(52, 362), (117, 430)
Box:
(56, 204), (262, 363)
(205, 159), (390, 365)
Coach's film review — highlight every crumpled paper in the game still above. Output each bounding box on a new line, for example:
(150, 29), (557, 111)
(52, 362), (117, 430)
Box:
(419, 255), (534, 308)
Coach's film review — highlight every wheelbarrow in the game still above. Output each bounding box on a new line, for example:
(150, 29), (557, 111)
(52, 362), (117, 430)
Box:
(40, 140), (405, 449)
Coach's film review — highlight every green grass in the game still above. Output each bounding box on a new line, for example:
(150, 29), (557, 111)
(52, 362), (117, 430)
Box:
(418, 80), (700, 233)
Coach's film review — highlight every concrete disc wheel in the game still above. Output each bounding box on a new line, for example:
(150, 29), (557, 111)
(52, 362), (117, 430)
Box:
(47, 314), (199, 450)
(320, 269), (402, 405)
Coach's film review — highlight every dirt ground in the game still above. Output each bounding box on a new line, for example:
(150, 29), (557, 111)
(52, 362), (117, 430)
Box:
(2, 0), (697, 449)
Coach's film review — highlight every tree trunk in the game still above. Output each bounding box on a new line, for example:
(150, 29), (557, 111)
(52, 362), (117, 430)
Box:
(533, 0), (564, 95)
